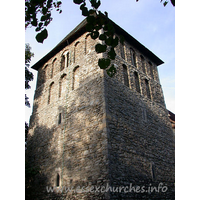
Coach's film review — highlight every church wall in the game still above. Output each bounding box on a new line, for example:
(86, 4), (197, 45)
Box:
(27, 27), (175, 199)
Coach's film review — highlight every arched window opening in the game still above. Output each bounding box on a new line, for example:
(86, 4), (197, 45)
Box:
(60, 55), (65, 71)
(43, 64), (48, 82)
(134, 71), (140, 93)
(121, 44), (125, 59)
(66, 52), (69, 67)
(48, 82), (54, 104)
(58, 113), (62, 124)
(56, 173), (60, 187)
(130, 48), (136, 67)
(74, 41), (80, 63)
(59, 74), (67, 98)
(51, 58), (57, 78)
(140, 55), (146, 73)
(123, 64), (129, 87)
(72, 66), (80, 90)
(149, 61), (154, 79)
(85, 34), (90, 54)
(145, 79), (151, 99)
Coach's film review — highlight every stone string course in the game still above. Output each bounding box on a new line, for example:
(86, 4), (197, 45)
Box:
(27, 28), (175, 199)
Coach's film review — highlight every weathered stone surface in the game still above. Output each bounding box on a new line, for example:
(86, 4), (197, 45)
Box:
(26, 19), (174, 200)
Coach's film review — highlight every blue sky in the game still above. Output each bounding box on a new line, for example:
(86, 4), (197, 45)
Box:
(25, 0), (175, 123)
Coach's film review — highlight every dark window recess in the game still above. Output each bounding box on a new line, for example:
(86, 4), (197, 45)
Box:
(123, 65), (129, 87)
(134, 71), (140, 93)
(142, 108), (147, 122)
(150, 163), (156, 181)
(60, 55), (65, 71)
(145, 79), (151, 99)
(48, 82), (54, 104)
(56, 173), (60, 187)
(149, 62), (154, 79)
(130, 49), (136, 67)
(121, 44), (125, 59)
(58, 113), (62, 124)
(66, 52), (69, 67)
(140, 55), (146, 73)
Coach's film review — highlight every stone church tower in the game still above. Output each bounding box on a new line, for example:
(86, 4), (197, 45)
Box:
(26, 18), (175, 199)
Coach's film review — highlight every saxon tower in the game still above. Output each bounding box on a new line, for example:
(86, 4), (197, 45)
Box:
(26, 18), (175, 199)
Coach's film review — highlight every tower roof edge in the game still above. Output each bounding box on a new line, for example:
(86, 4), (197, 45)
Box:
(31, 17), (164, 70)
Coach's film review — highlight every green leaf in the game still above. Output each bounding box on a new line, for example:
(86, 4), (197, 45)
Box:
(73, 0), (84, 5)
(86, 23), (93, 32)
(103, 22), (114, 36)
(80, 2), (86, 9)
(91, 31), (99, 39)
(99, 34), (107, 41)
(108, 48), (116, 60)
(163, 1), (168, 6)
(42, 7), (48, 15)
(112, 37), (119, 48)
(95, 43), (107, 53)
(170, 0), (175, 6)
(80, 5), (89, 16)
(104, 11), (108, 17)
(57, 1), (62, 6)
(119, 35), (125, 45)
(88, 9), (96, 15)
(94, 24), (102, 31)
(91, 0), (101, 9)
(90, 0), (101, 9)
(31, 19), (37, 27)
(36, 29), (48, 43)
(106, 64), (116, 77)
(98, 58), (111, 69)
(105, 36), (113, 46)
(86, 15), (96, 24)
(41, 15), (46, 21)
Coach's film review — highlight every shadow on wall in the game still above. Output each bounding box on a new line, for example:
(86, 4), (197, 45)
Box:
(104, 75), (175, 199)
(25, 72), (108, 200)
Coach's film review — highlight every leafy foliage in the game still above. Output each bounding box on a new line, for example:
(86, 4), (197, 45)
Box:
(25, 122), (29, 145)
(25, 160), (41, 199)
(159, 0), (175, 7)
(75, 1), (121, 76)
(25, 0), (62, 43)
(25, 44), (34, 149)
(25, 44), (34, 91)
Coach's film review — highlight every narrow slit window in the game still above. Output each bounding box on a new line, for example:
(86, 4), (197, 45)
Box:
(123, 64), (129, 87)
(121, 44), (125, 59)
(142, 108), (147, 122)
(149, 61), (154, 79)
(58, 113), (62, 124)
(85, 34), (90, 54)
(51, 58), (57, 78)
(48, 82), (54, 104)
(134, 71), (140, 93)
(74, 42), (80, 63)
(145, 79), (151, 99)
(73, 66), (80, 90)
(150, 163), (156, 181)
(60, 55), (65, 71)
(56, 173), (60, 187)
(130, 48), (136, 67)
(140, 55), (146, 73)
(66, 52), (69, 67)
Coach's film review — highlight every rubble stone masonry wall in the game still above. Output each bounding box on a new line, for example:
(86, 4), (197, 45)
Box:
(27, 29), (175, 199)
